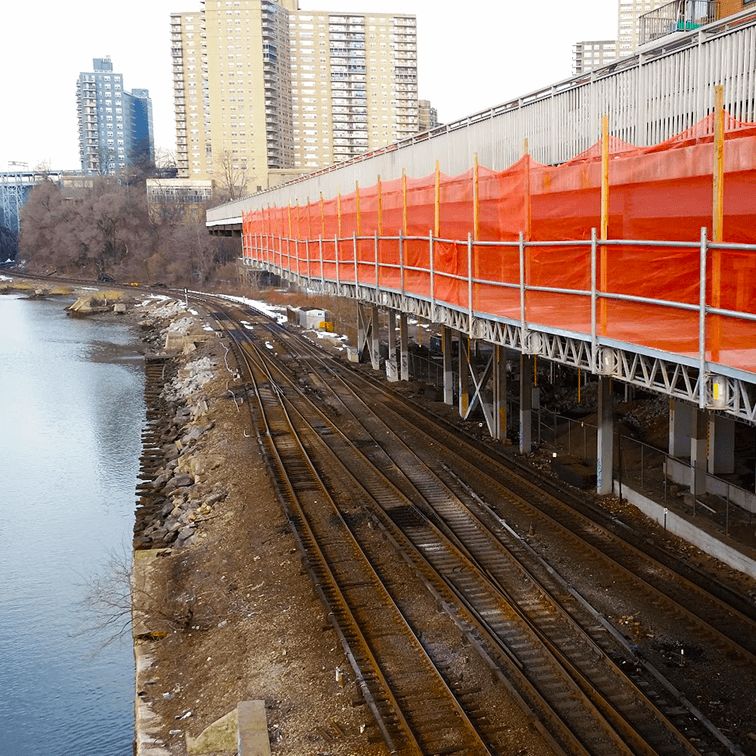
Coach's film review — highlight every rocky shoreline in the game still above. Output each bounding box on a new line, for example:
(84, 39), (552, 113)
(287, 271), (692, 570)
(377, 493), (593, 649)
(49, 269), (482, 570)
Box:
(134, 344), (225, 552)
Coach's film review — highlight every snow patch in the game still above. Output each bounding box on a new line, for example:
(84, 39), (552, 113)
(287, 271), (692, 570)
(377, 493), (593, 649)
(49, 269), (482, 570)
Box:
(207, 292), (288, 324)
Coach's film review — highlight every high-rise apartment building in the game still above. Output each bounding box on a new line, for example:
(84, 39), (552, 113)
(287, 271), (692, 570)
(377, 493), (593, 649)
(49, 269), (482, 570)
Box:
(171, 12), (210, 179)
(171, 1), (419, 193)
(572, 40), (618, 74)
(76, 57), (154, 174)
(617, 0), (666, 55)
(418, 99), (439, 132)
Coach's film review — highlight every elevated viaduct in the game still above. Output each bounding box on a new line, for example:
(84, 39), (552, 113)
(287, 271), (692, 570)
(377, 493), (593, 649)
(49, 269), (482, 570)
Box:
(206, 10), (756, 546)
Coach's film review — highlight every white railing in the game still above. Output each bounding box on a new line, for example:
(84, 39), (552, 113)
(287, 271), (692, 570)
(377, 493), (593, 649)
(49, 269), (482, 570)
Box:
(208, 9), (756, 224)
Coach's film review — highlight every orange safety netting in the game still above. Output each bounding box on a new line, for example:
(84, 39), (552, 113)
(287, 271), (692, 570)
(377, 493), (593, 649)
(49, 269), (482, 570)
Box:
(242, 114), (756, 374)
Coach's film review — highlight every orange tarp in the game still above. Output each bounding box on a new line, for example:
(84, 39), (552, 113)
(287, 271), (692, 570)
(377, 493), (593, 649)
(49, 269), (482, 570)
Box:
(241, 115), (756, 374)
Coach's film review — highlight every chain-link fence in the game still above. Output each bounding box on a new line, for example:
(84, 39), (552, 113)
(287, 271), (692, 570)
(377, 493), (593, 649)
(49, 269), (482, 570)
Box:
(535, 408), (755, 546)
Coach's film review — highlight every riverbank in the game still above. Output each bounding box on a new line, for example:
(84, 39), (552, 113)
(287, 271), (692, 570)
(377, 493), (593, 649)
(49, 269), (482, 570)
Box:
(130, 298), (386, 755)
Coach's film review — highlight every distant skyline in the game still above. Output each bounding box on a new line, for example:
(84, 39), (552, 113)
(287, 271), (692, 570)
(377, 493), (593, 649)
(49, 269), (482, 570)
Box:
(1, 1), (616, 171)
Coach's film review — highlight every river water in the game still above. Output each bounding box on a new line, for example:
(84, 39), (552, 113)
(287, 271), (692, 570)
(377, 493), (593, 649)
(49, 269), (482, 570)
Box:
(0, 294), (142, 755)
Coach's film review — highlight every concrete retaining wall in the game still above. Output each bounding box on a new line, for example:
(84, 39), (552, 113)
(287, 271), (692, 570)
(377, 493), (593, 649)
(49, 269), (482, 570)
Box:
(614, 480), (756, 579)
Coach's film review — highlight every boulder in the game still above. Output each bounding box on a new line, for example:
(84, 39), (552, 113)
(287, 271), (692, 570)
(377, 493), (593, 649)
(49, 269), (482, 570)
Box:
(164, 473), (194, 493)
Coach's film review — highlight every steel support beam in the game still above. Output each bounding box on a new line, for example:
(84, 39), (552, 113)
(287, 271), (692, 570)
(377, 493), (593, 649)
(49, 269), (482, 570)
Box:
(356, 302), (368, 362)
(494, 345), (507, 441)
(370, 305), (381, 370)
(708, 412), (735, 475)
(691, 410), (708, 499)
(442, 326), (454, 405)
(399, 312), (409, 381)
(356, 302), (381, 370)
(519, 354), (533, 454)
(458, 334), (470, 418)
(386, 310), (398, 382)
(597, 375), (614, 495)
(669, 398), (695, 458)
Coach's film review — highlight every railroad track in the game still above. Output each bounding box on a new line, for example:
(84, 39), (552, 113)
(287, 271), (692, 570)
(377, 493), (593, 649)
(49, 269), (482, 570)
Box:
(240, 304), (755, 661)
(203, 294), (756, 750)
(216, 311), (510, 754)
(199, 297), (754, 754)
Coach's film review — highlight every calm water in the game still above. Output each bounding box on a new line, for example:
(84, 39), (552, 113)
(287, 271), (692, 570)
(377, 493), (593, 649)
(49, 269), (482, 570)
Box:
(0, 295), (143, 755)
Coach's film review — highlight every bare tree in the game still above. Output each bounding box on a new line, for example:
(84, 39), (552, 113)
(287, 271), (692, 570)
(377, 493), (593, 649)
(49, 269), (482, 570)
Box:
(215, 150), (248, 202)
(20, 174), (236, 286)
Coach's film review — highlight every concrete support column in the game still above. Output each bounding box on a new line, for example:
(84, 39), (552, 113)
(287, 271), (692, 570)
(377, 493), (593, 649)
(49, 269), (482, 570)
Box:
(399, 313), (409, 381)
(386, 310), (398, 382)
(708, 413), (735, 475)
(596, 375), (614, 495)
(494, 345), (507, 441)
(691, 409), (708, 498)
(356, 302), (366, 362)
(369, 304), (380, 370)
(519, 354), (533, 454)
(669, 399), (695, 458)
(458, 333), (470, 418)
(442, 326), (454, 405)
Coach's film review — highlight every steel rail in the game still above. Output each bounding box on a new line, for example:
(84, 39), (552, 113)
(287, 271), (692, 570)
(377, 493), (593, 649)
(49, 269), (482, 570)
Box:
(226, 298), (752, 748)
(258, 326), (724, 753)
(212, 305), (496, 755)
(335, 355), (756, 663)
(237, 305), (738, 754)
(216, 301), (702, 755)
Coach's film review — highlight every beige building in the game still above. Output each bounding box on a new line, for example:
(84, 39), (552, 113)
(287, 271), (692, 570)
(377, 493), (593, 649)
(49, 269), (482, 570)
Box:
(617, 0), (667, 55)
(418, 99), (438, 132)
(572, 40), (618, 74)
(171, 12), (211, 180)
(171, 1), (418, 194)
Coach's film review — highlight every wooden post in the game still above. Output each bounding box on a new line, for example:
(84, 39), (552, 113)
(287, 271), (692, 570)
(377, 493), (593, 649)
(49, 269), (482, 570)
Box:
(523, 138), (531, 240)
(600, 114), (610, 335)
(319, 191), (325, 239)
(711, 84), (725, 362)
(337, 192), (342, 238)
(473, 152), (480, 241)
(402, 169), (408, 235)
(434, 160), (441, 237)
(377, 175), (383, 236)
(712, 84), (725, 244)
(287, 205), (293, 270)
(355, 181), (361, 236)
(472, 152), (480, 294)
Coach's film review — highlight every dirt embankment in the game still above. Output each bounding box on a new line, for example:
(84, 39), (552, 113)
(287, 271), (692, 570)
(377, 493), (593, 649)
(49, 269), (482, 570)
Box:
(131, 299), (386, 756)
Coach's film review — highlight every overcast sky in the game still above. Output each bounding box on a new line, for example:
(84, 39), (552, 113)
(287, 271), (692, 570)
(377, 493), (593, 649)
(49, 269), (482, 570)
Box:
(1, 1), (617, 171)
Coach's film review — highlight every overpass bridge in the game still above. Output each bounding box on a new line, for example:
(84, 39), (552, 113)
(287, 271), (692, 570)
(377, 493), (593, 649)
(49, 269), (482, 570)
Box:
(207, 10), (756, 498)
(0, 169), (70, 238)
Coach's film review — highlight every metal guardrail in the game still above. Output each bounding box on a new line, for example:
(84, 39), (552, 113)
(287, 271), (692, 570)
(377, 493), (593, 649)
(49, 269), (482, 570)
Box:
(246, 228), (756, 381)
(241, 227), (756, 423)
(639, 0), (720, 46)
